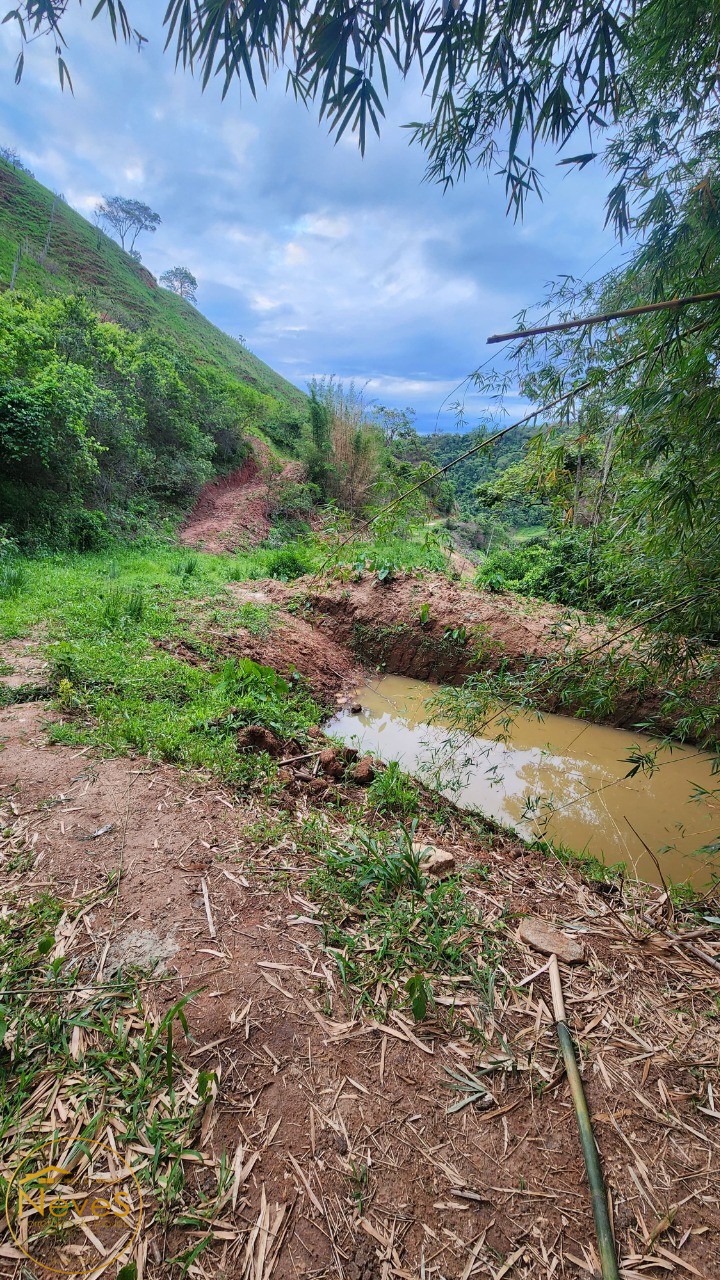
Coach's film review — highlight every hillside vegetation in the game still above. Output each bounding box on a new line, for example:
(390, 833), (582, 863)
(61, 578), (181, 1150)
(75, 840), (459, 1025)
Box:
(0, 160), (307, 549)
(0, 162), (305, 414)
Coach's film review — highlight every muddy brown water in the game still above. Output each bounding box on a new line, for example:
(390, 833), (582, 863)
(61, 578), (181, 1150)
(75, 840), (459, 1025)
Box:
(326, 675), (720, 887)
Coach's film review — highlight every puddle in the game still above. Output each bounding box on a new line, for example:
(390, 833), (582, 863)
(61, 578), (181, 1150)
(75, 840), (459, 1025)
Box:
(326, 675), (720, 886)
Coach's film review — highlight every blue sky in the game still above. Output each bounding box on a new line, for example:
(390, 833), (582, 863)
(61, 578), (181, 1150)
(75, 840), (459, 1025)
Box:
(0, 7), (621, 432)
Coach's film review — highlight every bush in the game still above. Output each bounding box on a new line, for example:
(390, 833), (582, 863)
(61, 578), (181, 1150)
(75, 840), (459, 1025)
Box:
(265, 546), (311, 581)
(0, 292), (292, 550)
(475, 529), (619, 611)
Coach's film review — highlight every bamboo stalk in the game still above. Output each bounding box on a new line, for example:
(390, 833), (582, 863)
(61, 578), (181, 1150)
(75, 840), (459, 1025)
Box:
(548, 954), (620, 1280)
(487, 289), (720, 342)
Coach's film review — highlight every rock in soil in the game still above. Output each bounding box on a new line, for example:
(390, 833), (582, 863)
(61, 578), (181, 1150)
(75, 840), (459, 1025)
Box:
(237, 725), (282, 755)
(518, 916), (585, 963)
(414, 842), (456, 878)
(319, 747), (345, 778)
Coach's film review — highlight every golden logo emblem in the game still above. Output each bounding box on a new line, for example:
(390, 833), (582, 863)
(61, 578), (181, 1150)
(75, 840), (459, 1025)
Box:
(5, 1140), (143, 1275)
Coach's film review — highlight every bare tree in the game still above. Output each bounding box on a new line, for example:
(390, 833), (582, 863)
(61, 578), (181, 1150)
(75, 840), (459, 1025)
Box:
(0, 145), (33, 175)
(96, 195), (161, 254)
(159, 265), (198, 303)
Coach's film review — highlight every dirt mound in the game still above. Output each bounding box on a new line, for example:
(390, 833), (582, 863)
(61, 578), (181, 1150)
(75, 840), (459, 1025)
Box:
(302, 571), (598, 681)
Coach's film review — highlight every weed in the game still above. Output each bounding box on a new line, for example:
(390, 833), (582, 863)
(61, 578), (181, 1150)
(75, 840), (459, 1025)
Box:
(347, 1160), (370, 1214)
(0, 559), (26, 599)
(307, 824), (505, 1026)
(367, 761), (420, 817)
(103, 585), (146, 627)
(173, 553), (200, 578)
(235, 601), (275, 637)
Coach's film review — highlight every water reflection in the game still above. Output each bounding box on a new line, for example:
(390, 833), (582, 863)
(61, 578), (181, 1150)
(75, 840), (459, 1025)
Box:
(325, 675), (719, 886)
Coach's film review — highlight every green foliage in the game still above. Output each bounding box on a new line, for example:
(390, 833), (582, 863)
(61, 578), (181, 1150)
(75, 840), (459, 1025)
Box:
(13, 0), (711, 228)
(234, 601), (275, 637)
(367, 762), (420, 817)
(0, 551), (26, 599)
(0, 291), (285, 548)
(300, 378), (384, 515)
(0, 543), (322, 775)
(264, 545), (312, 581)
(0, 161), (304, 416)
(0, 162), (308, 549)
(423, 424), (546, 527)
(307, 824), (504, 1022)
(475, 529), (619, 611)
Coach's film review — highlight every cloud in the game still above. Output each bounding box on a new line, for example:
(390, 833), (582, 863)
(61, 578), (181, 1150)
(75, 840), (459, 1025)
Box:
(0, 7), (621, 434)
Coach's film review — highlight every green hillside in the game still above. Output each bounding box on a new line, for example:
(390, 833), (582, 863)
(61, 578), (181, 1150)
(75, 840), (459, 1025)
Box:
(0, 159), (311, 550)
(0, 160), (306, 417)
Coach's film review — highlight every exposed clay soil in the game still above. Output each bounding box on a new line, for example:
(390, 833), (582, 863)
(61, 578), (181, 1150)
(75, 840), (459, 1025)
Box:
(2, 701), (719, 1279)
(179, 444), (305, 554)
(235, 574), (709, 734)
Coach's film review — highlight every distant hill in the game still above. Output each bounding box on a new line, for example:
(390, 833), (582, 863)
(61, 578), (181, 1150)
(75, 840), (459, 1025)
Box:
(0, 161), (306, 423)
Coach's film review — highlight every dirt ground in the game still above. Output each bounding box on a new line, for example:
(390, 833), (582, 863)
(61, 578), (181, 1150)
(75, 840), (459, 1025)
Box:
(2, 699), (719, 1279)
(179, 444), (305, 555)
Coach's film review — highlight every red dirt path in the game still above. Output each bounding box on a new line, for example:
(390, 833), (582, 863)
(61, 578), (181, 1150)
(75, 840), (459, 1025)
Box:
(179, 445), (304, 554)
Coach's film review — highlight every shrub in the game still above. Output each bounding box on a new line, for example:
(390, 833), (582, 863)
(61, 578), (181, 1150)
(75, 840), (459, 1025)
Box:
(475, 529), (619, 611)
(265, 546), (311, 581)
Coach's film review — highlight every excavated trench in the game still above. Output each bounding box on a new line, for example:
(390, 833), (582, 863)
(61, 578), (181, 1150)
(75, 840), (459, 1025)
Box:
(232, 574), (719, 885)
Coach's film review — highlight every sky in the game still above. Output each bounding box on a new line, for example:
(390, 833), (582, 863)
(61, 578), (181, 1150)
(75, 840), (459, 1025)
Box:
(0, 6), (622, 433)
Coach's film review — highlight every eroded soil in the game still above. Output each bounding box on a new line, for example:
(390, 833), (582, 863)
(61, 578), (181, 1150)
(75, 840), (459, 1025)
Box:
(2, 700), (719, 1279)
(179, 446), (304, 554)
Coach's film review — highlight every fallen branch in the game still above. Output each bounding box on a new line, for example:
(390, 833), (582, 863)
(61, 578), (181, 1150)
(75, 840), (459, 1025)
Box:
(548, 954), (620, 1280)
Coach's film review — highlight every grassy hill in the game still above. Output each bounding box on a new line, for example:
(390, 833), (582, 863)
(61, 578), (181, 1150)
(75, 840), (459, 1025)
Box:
(0, 160), (306, 417)
(0, 159), (313, 550)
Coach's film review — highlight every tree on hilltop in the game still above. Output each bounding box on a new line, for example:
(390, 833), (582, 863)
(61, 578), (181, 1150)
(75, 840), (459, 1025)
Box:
(96, 196), (161, 254)
(160, 266), (198, 303)
(0, 145), (33, 175)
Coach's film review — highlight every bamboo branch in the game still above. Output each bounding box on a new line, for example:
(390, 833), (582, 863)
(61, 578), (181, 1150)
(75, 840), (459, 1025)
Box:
(548, 954), (621, 1280)
(487, 290), (720, 343)
(310, 319), (709, 584)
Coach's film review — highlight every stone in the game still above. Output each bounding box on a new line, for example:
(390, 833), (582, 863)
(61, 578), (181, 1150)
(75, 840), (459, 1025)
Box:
(518, 917), (585, 964)
(413, 842), (456, 878)
(352, 756), (375, 785)
(350, 702), (363, 714)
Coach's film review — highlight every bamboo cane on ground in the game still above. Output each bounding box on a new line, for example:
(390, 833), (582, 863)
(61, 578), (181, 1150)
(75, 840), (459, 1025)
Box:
(548, 953), (621, 1280)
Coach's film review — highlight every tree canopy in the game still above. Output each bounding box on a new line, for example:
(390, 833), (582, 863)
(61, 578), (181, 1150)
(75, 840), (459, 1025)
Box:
(96, 195), (161, 254)
(5, 1), (720, 226)
(160, 265), (198, 303)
